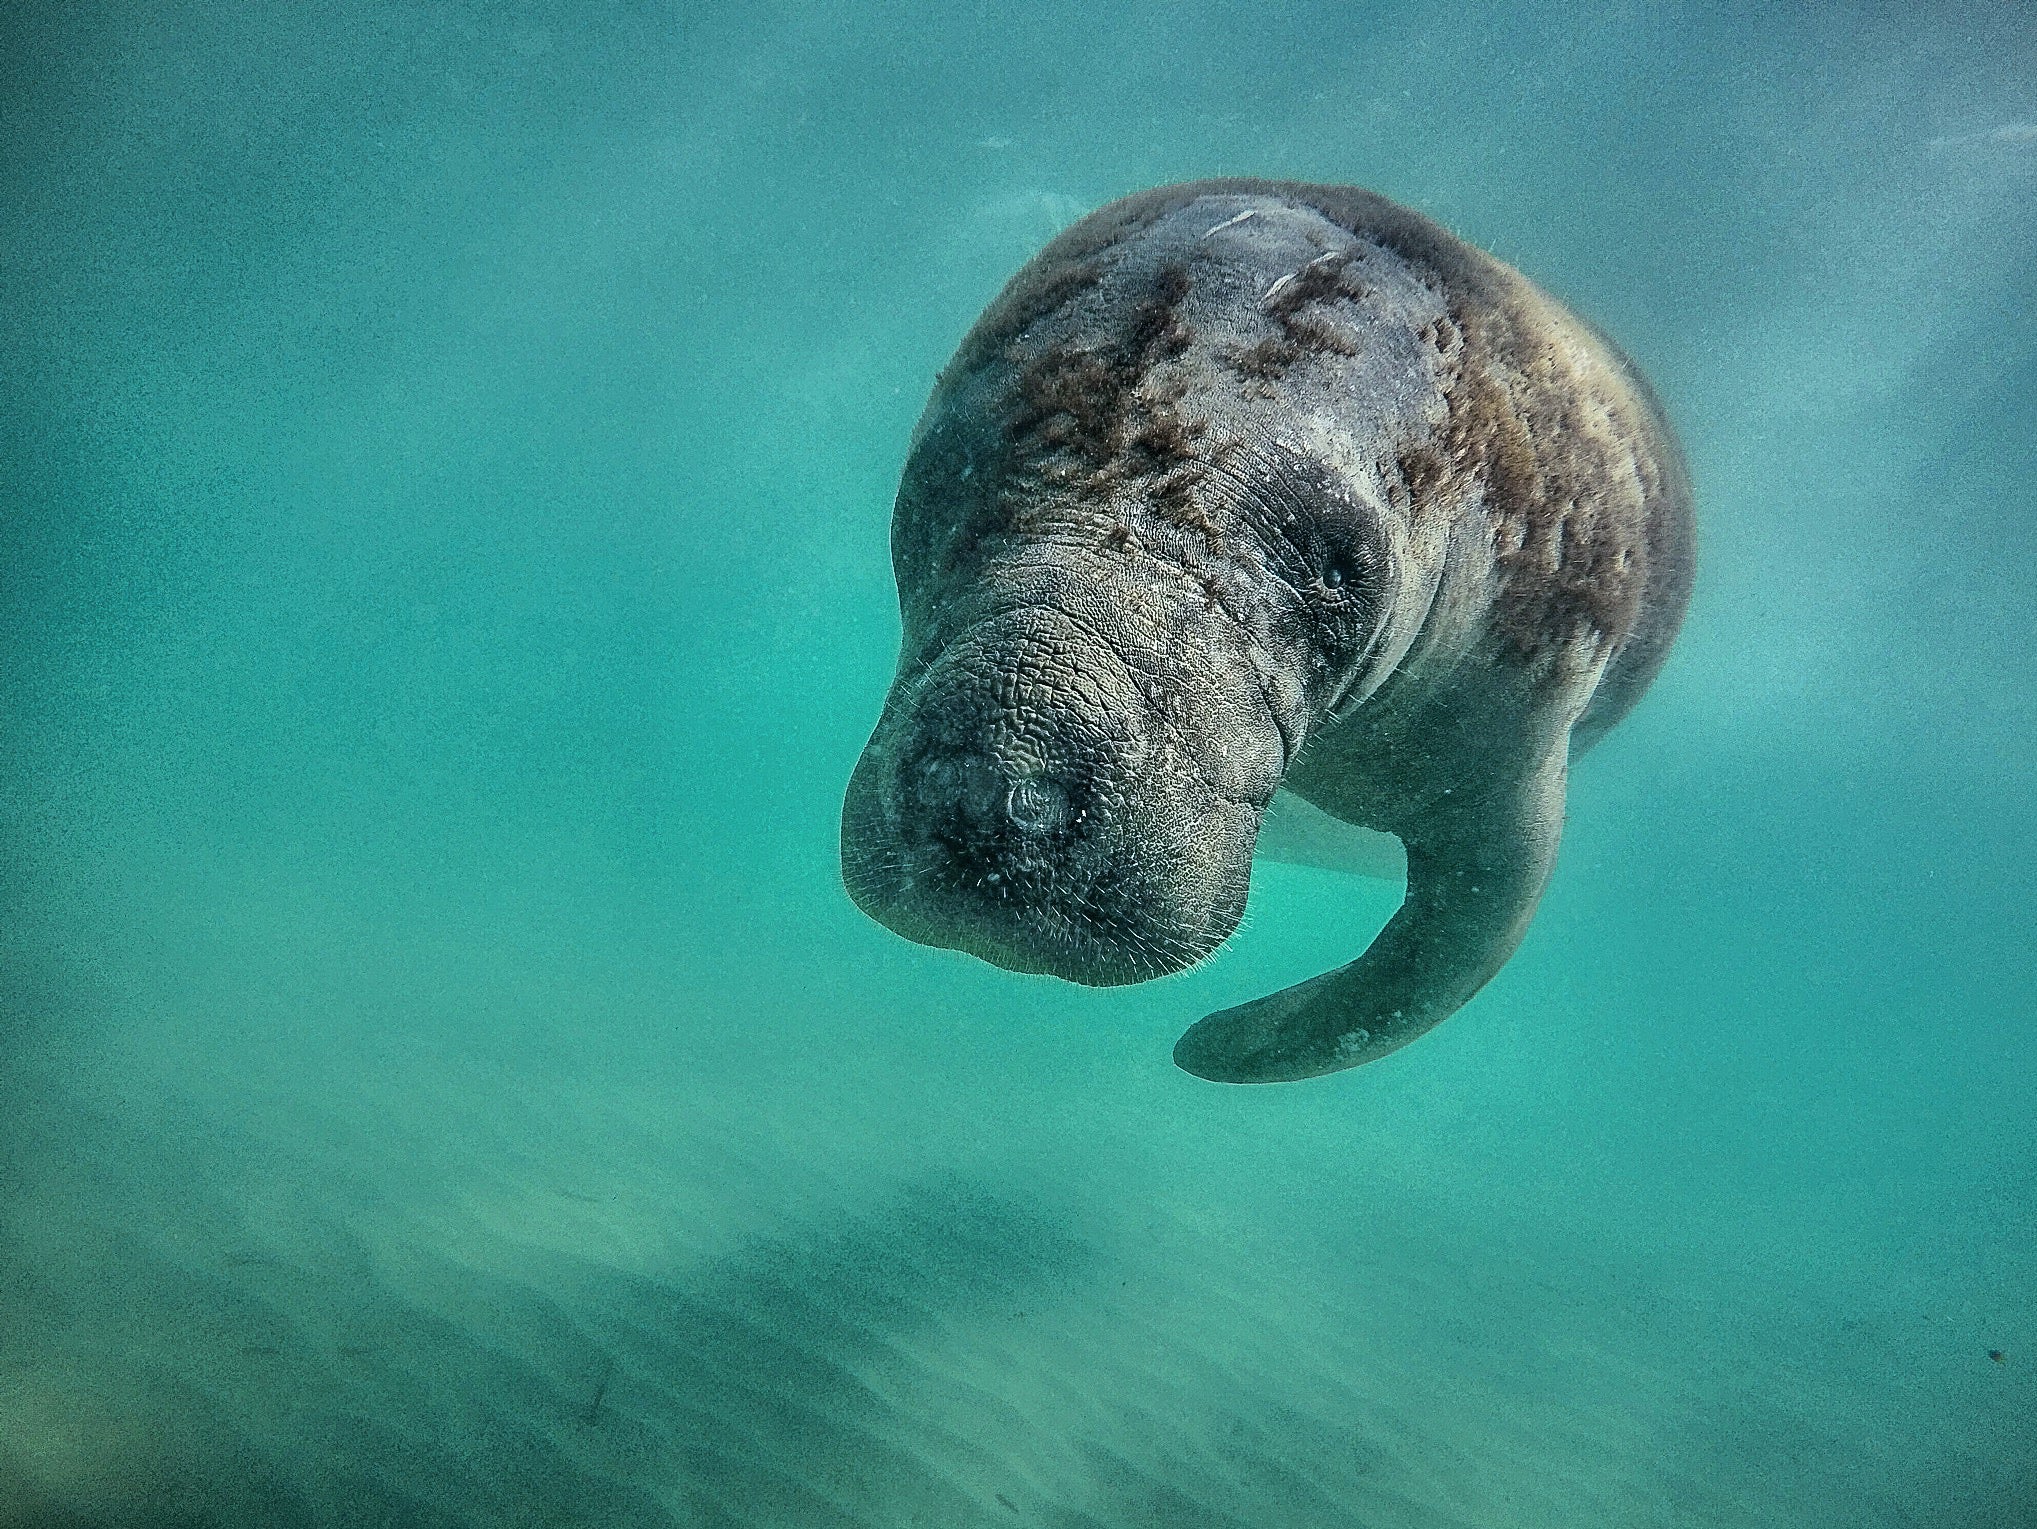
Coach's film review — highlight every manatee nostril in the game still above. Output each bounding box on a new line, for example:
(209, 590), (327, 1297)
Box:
(900, 747), (1004, 839)
(906, 752), (964, 802)
(897, 743), (1073, 854)
(1004, 776), (1069, 834)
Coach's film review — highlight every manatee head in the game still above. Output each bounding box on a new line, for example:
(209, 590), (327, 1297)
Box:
(841, 191), (1435, 986)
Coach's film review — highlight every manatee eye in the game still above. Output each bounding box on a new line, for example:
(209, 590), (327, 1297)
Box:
(1321, 548), (1369, 596)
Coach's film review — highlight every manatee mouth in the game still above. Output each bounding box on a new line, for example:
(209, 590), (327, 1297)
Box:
(842, 765), (1254, 986)
(840, 612), (1268, 987)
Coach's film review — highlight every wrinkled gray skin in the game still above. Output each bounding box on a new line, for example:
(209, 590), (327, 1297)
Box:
(842, 180), (1693, 1083)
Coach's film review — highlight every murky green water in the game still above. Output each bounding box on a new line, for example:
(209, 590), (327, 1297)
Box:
(4, 3), (2033, 1524)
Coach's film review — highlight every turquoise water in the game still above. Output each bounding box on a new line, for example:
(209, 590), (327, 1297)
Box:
(4, 3), (2034, 1524)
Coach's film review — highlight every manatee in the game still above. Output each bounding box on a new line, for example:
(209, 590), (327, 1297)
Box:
(840, 179), (1694, 1083)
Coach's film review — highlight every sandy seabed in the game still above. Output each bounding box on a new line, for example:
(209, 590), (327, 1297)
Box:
(3, 868), (2026, 1529)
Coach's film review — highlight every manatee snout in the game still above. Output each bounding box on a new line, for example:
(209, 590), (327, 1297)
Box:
(870, 624), (1116, 893)
(842, 604), (1270, 986)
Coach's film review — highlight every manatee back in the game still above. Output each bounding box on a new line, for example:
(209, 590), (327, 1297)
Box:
(967, 179), (1694, 753)
(1262, 180), (1695, 749)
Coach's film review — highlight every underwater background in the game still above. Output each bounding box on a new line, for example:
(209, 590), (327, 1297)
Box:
(4, 1), (2035, 1524)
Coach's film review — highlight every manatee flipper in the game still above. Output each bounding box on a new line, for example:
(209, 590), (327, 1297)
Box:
(1174, 736), (1572, 1084)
